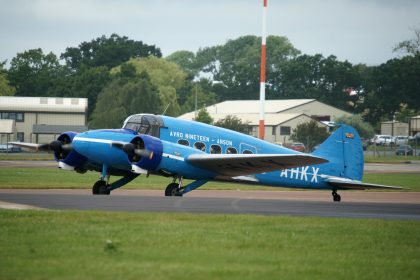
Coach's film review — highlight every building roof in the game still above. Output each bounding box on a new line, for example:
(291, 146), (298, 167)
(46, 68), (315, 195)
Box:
(209, 99), (314, 115)
(33, 124), (88, 134)
(179, 99), (316, 120)
(0, 96), (88, 113)
(381, 121), (408, 125)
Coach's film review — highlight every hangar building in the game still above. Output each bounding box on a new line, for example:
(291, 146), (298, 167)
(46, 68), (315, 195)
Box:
(178, 99), (351, 143)
(0, 96), (88, 144)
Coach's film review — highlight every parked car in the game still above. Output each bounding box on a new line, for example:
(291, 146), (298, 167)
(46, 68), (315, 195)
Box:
(409, 132), (420, 141)
(395, 145), (413, 156)
(371, 135), (392, 145)
(391, 135), (409, 146)
(286, 142), (306, 152)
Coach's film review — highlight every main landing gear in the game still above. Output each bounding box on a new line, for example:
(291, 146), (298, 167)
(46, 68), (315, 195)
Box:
(164, 177), (209, 197)
(92, 164), (139, 195)
(92, 180), (110, 195)
(332, 190), (341, 202)
(165, 178), (183, 197)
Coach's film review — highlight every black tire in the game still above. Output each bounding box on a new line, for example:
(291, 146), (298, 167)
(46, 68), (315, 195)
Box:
(92, 180), (110, 195)
(332, 191), (341, 202)
(165, 183), (181, 197)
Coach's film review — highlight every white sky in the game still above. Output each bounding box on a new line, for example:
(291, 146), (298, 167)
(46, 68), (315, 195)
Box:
(1, 0), (419, 66)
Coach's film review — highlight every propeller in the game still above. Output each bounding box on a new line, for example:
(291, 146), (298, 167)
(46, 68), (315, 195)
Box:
(48, 140), (73, 153)
(122, 143), (153, 160)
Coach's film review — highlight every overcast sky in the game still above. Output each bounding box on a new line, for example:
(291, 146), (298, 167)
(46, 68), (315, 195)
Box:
(1, 0), (419, 66)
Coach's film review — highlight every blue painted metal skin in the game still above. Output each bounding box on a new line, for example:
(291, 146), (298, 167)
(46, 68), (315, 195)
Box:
(50, 114), (365, 194)
(181, 179), (209, 195)
(72, 129), (138, 171)
(108, 174), (139, 191)
(55, 131), (87, 169)
(159, 116), (364, 190)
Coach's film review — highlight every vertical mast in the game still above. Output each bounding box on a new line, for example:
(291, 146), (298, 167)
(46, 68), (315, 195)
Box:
(259, 0), (267, 140)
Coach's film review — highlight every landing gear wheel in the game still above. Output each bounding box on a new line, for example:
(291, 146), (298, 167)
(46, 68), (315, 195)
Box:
(332, 190), (341, 202)
(92, 180), (110, 195)
(165, 183), (182, 197)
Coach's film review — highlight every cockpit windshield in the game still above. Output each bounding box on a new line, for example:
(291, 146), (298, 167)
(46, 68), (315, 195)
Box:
(123, 114), (164, 137)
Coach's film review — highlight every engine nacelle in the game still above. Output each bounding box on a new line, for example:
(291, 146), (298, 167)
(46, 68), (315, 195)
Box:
(55, 132), (87, 171)
(129, 135), (163, 172)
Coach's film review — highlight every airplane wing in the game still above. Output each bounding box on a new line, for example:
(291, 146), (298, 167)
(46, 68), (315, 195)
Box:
(8, 142), (50, 152)
(187, 153), (328, 177)
(325, 177), (406, 190)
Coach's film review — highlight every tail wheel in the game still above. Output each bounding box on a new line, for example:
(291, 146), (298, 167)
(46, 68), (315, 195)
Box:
(332, 190), (341, 202)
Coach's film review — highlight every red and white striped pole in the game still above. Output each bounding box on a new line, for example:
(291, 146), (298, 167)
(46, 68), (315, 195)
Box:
(258, 0), (267, 140)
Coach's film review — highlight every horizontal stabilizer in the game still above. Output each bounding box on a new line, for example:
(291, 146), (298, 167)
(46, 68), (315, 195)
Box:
(326, 177), (406, 190)
(187, 153), (328, 177)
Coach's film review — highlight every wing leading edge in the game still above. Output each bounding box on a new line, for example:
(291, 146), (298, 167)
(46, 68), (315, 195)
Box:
(187, 153), (328, 177)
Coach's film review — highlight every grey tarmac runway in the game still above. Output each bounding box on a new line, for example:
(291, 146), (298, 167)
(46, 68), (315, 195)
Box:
(0, 189), (419, 220)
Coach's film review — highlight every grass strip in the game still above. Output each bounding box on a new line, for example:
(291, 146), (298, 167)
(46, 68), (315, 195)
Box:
(0, 167), (419, 191)
(0, 210), (419, 280)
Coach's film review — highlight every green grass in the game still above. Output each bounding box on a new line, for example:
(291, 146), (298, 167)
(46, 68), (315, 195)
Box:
(0, 167), (419, 191)
(0, 152), (54, 160)
(0, 167), (275, 191)
(363, 173), (420, 190)
(0, 210), (419, 279)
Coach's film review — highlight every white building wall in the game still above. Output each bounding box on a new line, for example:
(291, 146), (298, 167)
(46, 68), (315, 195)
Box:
(37, 114), (85, 126)
(284, 101), (351, 120)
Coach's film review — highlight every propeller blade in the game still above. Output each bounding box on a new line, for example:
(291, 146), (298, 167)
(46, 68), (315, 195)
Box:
(49, 140), (73, 153)
(134, 149), (154, 159)
(121, 143), (153, 159)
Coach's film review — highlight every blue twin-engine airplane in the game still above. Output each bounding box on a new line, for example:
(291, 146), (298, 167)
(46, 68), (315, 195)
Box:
(11, 114), (402, 201)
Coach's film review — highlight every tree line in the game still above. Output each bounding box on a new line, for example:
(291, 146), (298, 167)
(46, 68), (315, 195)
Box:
(0, 31), (419, 130)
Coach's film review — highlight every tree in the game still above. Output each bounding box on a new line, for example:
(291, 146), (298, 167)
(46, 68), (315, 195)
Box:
(112, 57), (189, 116)
(61, 34), (162, 70)
(90, 71), (160, 129)
(180, 79), (218, 113)
(0, 72), (16, 96)
(360, 55), (420, 124)
(166, 50), (199, 77)
(334, 114), (374, 139)
(393, 27), (420, 56)
(194, 107), (213, 124)
(290, 121), (330, 152)
(196, 35), (300, 101)
(281, 54), (363, 111)
(8, 48), (63, 97)
(214, 115), (250, 134)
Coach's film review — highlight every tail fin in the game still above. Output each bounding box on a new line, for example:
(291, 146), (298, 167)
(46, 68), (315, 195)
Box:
(312, 124), (364, 181)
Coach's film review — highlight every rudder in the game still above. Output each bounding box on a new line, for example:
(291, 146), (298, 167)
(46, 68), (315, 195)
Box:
(311, 125), (364, 181)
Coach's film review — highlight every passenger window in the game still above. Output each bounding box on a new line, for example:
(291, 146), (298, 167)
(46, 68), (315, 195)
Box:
(177, 139), (190, 146)
(242, 149), (253, 154)
(194, 142), (206, 152)
(210, 145), (222, 154)
(226, 147), (237, 154)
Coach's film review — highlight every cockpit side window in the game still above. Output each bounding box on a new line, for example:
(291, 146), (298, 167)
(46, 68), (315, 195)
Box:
(123, 114), (163, 137)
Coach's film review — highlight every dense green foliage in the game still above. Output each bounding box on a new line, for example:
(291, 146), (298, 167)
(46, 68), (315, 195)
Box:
(334, 114), (375, 139)
(3, 30), (420, 129)
(214, 115), (251, 134)
(194, 107), (213, 124)
(290, 121), (330, 151)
